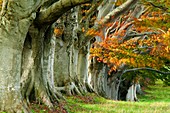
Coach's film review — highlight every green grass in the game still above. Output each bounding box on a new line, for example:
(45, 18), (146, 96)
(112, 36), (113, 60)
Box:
(138, 80), (170, 102)
(65, 81), (170, 113)
(30, 81), (170, 113)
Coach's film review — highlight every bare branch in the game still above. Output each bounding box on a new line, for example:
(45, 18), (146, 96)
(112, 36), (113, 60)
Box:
(101, 0), (139, 24)
(128, 31), (158, 37)
(123, 67), (170, 75)
(82, 0), (139, 47)
(95, 0), (139, 31)
(97, 0), (118, 19)
(123, 31), (158, 41)
(35, 0), (91, 25)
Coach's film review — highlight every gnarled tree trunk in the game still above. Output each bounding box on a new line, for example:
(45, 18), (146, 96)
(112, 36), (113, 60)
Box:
(0, 1), (37, 112)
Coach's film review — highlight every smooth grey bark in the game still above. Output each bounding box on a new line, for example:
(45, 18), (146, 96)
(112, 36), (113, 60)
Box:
(53, 14), (75, 89)
(0, 0), (149, 112)
(89, 0), (118, 98)
(35, 0), (91, 25)
(97, 0), (117, 20)
(126, 84), (138, 101)
(49, 4), (98, 97)
(0, 0), (93, 111)
(23, 26), (46, 105)
(54, 40), (71, 87)
(0, 0), (42, 111)
(53, 9), (87, 95)
(22, 24), (64, 107)
(78, 46), (94, 92)
(43, 29), (56, 92)
(21, 34), (34, 103)
(78, 47), (89, 84)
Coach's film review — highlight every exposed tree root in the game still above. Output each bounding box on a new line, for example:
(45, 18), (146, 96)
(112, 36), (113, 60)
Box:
(55, 79), (94, 97)
(85, 82), (94, 92)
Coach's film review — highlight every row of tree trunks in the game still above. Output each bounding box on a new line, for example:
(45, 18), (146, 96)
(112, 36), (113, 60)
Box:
(0, 0), (145, 112)
(89, 2), (146, 101)
(89, 0), (119, 100)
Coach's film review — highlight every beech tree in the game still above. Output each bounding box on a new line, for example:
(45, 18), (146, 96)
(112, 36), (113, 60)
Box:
(0, 0), (169, 112)
(0, 0), (93, 112)
(0, 0), (140, 112)
(90, 0), (170, 100)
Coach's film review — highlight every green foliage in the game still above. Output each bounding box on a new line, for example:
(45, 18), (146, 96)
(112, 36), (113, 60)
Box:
(158, 65), (170, 86)
(140, 0), (170, 31)
(141, 0), (170, 11)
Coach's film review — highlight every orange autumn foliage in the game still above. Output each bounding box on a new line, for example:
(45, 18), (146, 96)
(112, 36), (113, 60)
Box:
(0, 0), (2, 10)
(54, 28), (63, 37)
(90, 10), (170, 75)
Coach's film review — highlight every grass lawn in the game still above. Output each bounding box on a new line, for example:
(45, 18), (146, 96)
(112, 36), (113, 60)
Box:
(65, 81), (170, 113)
(31, 81), (170, 113)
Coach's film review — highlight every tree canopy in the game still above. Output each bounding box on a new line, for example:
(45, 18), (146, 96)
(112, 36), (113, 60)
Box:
(90, 0), (170, 76)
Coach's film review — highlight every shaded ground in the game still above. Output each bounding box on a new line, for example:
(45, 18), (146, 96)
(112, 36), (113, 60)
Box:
(30, 81), (170, 113)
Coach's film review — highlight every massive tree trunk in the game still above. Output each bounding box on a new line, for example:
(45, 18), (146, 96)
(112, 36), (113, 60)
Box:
(89, 0), (120, 99)
(0, 0), (44, 111)
(53, 9), (90, 95)
(0, 0), (91, 111)
(77, 45), (93, 92)
(0, 0), (146, 112)
(0, 3), (36, 113)
(0, 24), (28, 112)
(20, 24), (56, 109)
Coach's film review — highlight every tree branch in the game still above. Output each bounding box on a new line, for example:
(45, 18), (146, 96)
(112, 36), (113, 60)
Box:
(123, 31), (158, 41)
(123, 67), (170, 75)
(101, 0), (139, 24)
(127, 31), (158, 37)
(82, 0), (139, 47)
(35, 0), (91, 25)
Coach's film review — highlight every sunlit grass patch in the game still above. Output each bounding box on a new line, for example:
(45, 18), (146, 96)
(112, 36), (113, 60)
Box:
(30, 80), (170, 113)
(138, 80), (170, 102)
(65, 80), (170, 113)
(65, 98), (170, 113)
